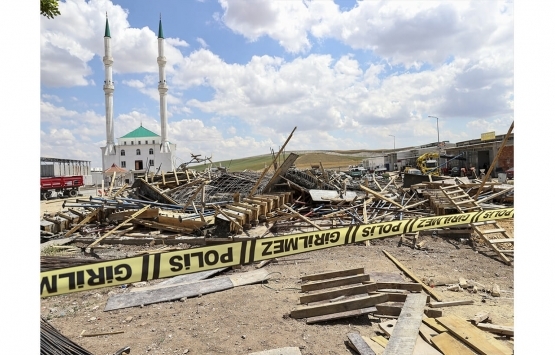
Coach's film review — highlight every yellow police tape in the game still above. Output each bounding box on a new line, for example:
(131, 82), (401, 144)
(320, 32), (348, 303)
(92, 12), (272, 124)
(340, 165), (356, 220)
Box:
(40, 208), (514, 297)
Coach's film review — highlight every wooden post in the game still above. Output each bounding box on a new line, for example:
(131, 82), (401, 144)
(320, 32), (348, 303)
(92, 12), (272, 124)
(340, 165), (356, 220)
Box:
(473, 121), (514, 199)
(282, 204), (323, 231)
(108, 171), (117, 196)
(249, 126), (297, 197)
(63, 209), (99, 238)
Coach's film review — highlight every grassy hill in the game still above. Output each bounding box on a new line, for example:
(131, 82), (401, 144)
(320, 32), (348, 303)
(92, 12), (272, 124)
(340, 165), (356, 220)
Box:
(188, 150), (388, 172)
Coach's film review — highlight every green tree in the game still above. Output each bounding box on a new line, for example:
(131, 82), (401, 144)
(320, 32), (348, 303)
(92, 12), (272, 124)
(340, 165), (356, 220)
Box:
(41, 0), (61, 19)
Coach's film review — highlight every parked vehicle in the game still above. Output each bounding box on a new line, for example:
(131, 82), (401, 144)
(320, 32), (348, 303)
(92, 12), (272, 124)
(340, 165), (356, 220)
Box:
(41, 175), (84, 200)
(416, 153), (440, 176)
(346, 166), (366, 178)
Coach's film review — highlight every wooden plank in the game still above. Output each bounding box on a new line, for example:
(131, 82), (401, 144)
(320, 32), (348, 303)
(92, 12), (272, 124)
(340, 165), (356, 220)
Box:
(431, 332), (476, 355)
(370, 292), (430, 303)
(429, 300), (473, 308)
(359, 185), (405, 209)
(382, 250), (442, 301)
(306, 306), (377, 324)
(382, 293), (427, 355)
(228, 268), (270, 286)
(476, 323), (514, 337)
(347, 333), (376, 355)
(301, 274), (371, 292)
(419, 322), (439, 345)
(302, 267), (365, 282)
(248, 347), (302, 355)
(299, 284), (370, 304)
(282, 204), (323, 230)
(422, 317), (448, 332)
(372, 336), (389, 348)
(380, 318), (442, 355)
(374, 282), (422, 292)
(105, 269), (269, 311)
(156, 216), (206, 229)
(62, 209), (99, 237)
(107, 208), (160, 222)
(436, 315), (512, 355)
(290, 293), (388, 319)
(130, 268), (228, 292)
(470, 312), (490, 325)
(362, 336), (384, 355)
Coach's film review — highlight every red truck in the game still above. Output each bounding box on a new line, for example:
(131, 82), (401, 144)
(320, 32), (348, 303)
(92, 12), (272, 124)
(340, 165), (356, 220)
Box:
(40, 175), (84, 200)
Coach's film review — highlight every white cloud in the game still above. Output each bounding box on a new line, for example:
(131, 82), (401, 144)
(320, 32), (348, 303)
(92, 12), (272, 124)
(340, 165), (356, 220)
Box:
(196, 37), (209, 48)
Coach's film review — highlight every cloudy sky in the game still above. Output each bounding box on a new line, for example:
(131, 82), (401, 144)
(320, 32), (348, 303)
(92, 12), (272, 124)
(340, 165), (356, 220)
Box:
(39, 0), (515, 168)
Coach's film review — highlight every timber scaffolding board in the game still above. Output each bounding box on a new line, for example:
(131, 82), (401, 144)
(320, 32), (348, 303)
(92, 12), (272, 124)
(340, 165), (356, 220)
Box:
(290, 268), (425, 324)
(439, 185), (514, 265)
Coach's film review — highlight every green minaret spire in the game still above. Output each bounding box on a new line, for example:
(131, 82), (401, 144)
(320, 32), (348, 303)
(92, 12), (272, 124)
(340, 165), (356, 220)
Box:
(158, 14), (164, 39)
(104, 12), (111, 38)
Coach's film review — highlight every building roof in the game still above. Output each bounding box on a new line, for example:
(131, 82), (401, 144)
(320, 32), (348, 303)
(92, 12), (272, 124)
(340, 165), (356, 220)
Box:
(105, 15), (111, 38)
(120, 126), (160, 139)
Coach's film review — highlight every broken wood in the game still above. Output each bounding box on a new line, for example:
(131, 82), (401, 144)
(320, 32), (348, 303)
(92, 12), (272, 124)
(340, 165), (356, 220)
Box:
(436, 314), (512, 355)
(306, 306), (377, 324)
(290, 293), (388, 319)
(347, 332), (376, 355)
(302, 267), (365, 282)
(301, 274), (371, 292)
(430, 332), (476, 355)
(382, 293), (427, 355)
(62, 209), (99, 238)
(105, 269), (269, 311)
(382, 250), (442, 301)
(428, 300), (474, 308)
(476, 323), (514, 337)
(471, 312), (490, 325)
(282, 204), (323, 231)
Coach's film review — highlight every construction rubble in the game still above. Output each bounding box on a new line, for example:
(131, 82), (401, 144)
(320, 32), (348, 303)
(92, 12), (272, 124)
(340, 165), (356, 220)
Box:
(40, 149), (515, 354)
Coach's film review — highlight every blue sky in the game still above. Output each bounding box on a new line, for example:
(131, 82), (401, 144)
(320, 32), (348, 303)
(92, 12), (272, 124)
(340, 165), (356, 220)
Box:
(38, 0), (516, 169)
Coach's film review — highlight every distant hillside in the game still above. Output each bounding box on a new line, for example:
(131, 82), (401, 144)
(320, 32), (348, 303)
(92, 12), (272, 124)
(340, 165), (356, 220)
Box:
(187, 150), (391, 172)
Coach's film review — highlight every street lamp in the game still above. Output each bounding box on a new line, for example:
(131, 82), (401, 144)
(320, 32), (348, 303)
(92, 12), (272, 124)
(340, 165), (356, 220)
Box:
(428, 115), (441, 174)
(428, 116), (440, 150)
(388, 135), (395, 150)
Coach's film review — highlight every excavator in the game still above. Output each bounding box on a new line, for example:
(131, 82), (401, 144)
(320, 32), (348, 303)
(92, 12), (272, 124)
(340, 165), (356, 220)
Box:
(416, 153), (440, 176)
(414, 152), (467, 176)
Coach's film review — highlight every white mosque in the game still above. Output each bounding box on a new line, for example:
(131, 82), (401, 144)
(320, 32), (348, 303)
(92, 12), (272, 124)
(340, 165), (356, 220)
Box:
(100, 15), (176, 183)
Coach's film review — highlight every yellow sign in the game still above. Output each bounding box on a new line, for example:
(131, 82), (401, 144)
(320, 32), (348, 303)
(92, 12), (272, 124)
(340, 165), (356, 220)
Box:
(481, 131), (495, 141)
(40, 208), (514, 297)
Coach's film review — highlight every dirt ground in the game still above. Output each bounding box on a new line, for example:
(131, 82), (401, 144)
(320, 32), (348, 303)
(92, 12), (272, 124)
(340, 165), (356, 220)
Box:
(40, 200), (514, 355)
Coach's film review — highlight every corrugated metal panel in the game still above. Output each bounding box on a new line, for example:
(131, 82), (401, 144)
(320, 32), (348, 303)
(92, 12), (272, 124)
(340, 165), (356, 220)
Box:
(41, 165), (54, 177)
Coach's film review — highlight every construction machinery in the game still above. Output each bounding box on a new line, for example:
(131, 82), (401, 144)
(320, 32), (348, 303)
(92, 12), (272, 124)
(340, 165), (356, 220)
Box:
(416, 153), (440, 176)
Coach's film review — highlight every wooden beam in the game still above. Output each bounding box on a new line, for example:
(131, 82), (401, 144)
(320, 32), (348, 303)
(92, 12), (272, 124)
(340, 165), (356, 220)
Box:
(249, 126), (297, 197)
(86, 205), (150, 250)
(476, 323), (514, 337)
(282, 204), (323, 230)
(431, 332), (476, 355)
(301, 274), (370, 292)
(436, 315), (512, 355)
(347, 333), (377, 355)
(473, 121), (514, 199)
(290, 293), (388, 319)
(382, 250), (442, 301)
(301, 267), (365, 282)
(428, 300), (474, 308)
(382, 293), (427, 355)
(299, 284), (370, 304)
(214, 205), (243, 232)
(306, 306), (377, 324)
(359, 185), (404, 209)
(62, 209), (99, 238)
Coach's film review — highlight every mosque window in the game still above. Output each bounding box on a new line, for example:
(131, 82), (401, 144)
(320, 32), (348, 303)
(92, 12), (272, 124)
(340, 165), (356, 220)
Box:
(138, 141), (141, 145)
(131, 141), (134, 145)
(149, 160), (154, 166)
(152, 140), (155, 144)
(124, 141), (127, 145)
(121, 150), (125, 156)
(149, 148), (154, 155)
(136, 149), (141, 155)
(121, 161), (126, 168)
